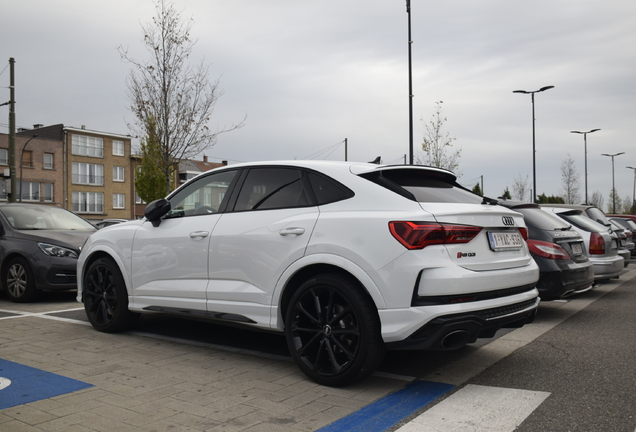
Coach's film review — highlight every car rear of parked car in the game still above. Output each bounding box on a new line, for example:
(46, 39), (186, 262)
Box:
(497, 200), (594, 300)
(77, 161), (539, 386)
(542, 206), (623, 281)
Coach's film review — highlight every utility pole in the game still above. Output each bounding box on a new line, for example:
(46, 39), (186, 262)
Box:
(344, 138), (347, 161)
(8, 58), (16, 202)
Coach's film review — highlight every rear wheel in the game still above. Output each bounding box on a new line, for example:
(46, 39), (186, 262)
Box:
(4, 257), (38, 303)
(285, 274), (385, 386)
(83, 257), (138, 332)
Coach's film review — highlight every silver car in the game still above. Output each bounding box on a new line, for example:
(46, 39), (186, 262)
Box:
(542, 206), (623, 281)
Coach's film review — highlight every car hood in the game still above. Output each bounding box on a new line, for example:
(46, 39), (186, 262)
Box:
(15, 229), (95, 251)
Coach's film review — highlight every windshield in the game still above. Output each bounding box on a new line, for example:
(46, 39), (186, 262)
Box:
(514, 207), (571, 230)
(559, 213), (609, 233)
(1, 205), (96, 231)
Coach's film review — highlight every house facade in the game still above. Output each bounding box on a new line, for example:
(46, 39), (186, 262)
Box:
(1, 124), (134, 223)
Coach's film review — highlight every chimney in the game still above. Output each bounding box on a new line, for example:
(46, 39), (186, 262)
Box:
(203, 155), (208, 163)
(81, 125), (86, 129)
(222, 160), (228, 165)
(33, 124), (43, 129)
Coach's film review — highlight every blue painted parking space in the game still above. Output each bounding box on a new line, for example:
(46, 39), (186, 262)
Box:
(0, 358), (93, 410)
(317, 380), (455, 432)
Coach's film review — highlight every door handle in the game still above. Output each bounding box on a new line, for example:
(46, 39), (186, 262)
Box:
(280, 227), (305, 236)
(189, 231), (210, 239)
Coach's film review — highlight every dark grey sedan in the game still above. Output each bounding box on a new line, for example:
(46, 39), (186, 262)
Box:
(0, 203), (96, 302)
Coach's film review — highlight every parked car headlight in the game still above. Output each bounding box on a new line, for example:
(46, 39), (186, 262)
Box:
(38, 243), (79, 258)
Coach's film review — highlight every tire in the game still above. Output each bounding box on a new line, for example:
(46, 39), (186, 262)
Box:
(83, 257), (139, 333)
(285, 274), (385, 386)
(3, 257), (38, 303)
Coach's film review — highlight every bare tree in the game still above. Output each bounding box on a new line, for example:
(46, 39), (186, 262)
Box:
(559, 154), (581, 204)
(419, 101), (461, 174)
(512, 174), (529, 201)
(120, 0), (244, 194)
(589, 191), (604, 210)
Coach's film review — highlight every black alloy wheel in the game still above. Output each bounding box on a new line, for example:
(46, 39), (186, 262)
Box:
(285, 274), (385, 386)
(4, 257), (38, 303)
(83, 257), (138, 332)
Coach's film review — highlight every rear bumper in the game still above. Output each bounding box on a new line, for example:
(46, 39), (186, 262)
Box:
(590, 255), (624, 280)
(385, 296), (539, 350)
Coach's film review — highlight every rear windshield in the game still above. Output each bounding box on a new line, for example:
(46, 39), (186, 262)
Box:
(513, 207), (571, 230)
(559, 213), (609, 233)
(360, 169), (482, 204)
(586, 207), (610, 225)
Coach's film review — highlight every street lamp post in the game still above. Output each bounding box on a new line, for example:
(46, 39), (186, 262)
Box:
(627, 166), (636, 213)
(19, 135), (38, 202)
(571, 129), (600, 204)
(406, 0), (414, 165)
(601, 152), (625, 214)
(513, 85), (554, 203)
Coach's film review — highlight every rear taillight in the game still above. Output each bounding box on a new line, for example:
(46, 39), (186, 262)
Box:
(519, 227), (528, 241)
(589, 232), (605, 255)
(527, 240), (569, 260)
(389, 221), (482, 250)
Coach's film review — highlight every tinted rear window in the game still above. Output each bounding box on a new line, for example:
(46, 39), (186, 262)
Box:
(514, 207), (571, 230)
(361, 169), (482, 204)
(559, 213), (609, 233)
(586, 207), (610, 225)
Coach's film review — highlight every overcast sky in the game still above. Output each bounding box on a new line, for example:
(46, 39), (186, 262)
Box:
(2, 0), (635, 207)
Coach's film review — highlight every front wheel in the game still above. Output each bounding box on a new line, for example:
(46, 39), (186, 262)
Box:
(285, 274), (385, 386)
(3, 257), (38, 303)
(83, 257), (139, 332)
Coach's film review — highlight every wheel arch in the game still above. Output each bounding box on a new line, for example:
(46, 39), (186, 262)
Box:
(274, 256), (387, 331)
(78, 248), (131, 302)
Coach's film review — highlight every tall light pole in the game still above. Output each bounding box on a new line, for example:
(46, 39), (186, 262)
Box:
(406, 0), (414, 165)
(513, 85), (554, 203)
(571, 129), (600, 204)
(601, 152), (625, 213)
(19, 135), (38, 202)
(627, 166), (636, 213)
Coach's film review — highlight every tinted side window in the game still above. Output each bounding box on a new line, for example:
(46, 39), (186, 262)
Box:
(166, 170), (238, 219)
(516, 208), (571, 230)
(234, 168), (310, 211)
(307, 172), (353, 205)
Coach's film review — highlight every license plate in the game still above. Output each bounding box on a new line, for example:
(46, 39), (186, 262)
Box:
(571, 242), (583, 256)
(487, 231), (523, 251)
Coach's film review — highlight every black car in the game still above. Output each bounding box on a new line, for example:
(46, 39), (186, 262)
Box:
(499, 200), (594, 300)
(0, 203), (96, 302)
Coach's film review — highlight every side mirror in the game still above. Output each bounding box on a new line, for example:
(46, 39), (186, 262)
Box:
(144, 199), (171, 227)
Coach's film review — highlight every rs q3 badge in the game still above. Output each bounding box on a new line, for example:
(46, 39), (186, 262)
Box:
(457, 252), (476, 258)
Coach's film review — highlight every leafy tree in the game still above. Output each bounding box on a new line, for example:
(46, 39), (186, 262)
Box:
(559, 154), (581, 204)
(501, 188), (512, 200)
(537, 194), (565, 204)
(472, 183), (483, 196)
(120, 0), (244, 195)
(419, 101), (461, 174)
(135, 117), (170, 203)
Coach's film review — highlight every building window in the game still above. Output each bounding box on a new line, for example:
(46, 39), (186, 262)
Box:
(113, 166), (125, 182)
(135, 193), (146, 205)
(113, 140), (125, 156)
(72, 134), (103, 158)
(22, 150), (33, 167)
(113, 193), (125, 209)
(73, 191), (104, 213)
(0, 149), (7, 165)
(18, 181), (40, 201)
(44, 153), (54, 169)
(43, 183), (54, 202)
(72, 162), (104, 185)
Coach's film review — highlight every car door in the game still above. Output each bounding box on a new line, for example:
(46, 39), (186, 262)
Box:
(130, 169), (239, 311)
(207, 167), (319, 326)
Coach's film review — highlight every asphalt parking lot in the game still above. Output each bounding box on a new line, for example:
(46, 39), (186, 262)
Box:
(1, 265), (635, 431)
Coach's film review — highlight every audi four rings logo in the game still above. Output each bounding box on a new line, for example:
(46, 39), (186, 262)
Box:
(502, 216), (515, 226)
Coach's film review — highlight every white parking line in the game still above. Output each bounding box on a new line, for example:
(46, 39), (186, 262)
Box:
(0, 307), (90, 325)
(396, 384), (550, 432)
